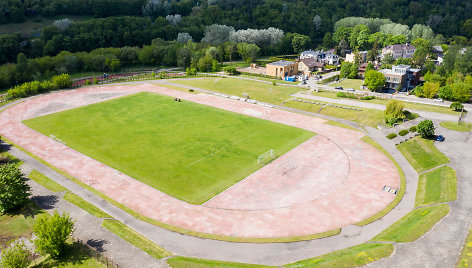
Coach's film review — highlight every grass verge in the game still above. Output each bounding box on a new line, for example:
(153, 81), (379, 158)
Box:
(440, 121), (472, 132)
(102, 219), (172, 259)
(63, 193), (111, 218)
(167, 256), (270, 268)
(28, 170), (68, 192)
(372, 204), (450, 243)
(284, 243), (394, 268)
(397, 136), (449, 173)
(355, 136), (406, 227)
(457, 224), (472, 267)
(415, 165), (457, 207)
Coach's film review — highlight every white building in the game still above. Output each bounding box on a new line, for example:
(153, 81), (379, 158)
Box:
(299, 50), (339, 65)
(381, 44), (416, 59)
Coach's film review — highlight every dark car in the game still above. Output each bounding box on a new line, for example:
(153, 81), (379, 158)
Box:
(335, 86), (343, 90)
(436, 135), (445, 142)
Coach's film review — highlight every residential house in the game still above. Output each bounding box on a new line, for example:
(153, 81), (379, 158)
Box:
(266, 60), (298, 78)
(380, 65), (421, 91)
(299, 50), (340, 65)
(298, 58), (325, 75)
(381, 44), (416, 59)
(432, 45), (444, 65)
(345, 51), (367, 64)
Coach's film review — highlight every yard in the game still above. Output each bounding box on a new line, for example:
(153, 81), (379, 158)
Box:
(328, 79), (365, 90)
(23, 92), (314, 204)
(415, 165), (457, 207)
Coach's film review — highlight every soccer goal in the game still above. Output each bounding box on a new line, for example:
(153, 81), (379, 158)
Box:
(258, 149), (275, 165)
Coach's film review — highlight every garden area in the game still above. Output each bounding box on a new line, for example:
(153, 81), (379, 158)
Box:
(329, 79), (365, 91)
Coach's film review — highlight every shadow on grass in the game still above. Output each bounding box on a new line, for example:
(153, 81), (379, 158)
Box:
(4, 200), (44, 219)
(32, 242), (93, 267)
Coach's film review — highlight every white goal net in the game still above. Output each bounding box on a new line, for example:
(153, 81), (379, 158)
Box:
(258, 149), (275, 165)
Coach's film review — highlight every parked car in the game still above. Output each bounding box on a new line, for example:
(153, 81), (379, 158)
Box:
(335, 86), (343, 90)
(345, 88), (355, 91)
(436, 135), (445, 142)
(434, 98), (443, 102)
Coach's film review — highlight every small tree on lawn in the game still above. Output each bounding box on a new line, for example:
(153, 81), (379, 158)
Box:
(0, 240), (31, 268)
(364, 70), (385, 92)
(0, 164), (31, 213)
(450, 101), (464, 111)
(33, 211), (75, 259)
(384, 99), (405, 125)
(417, 119), (435, 138)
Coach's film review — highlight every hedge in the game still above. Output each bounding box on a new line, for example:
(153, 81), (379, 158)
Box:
(386, 133), (397, 139)
(399, 129), (409, 136)
(6, 74), (71, 100)
(409, 126), (417, 132)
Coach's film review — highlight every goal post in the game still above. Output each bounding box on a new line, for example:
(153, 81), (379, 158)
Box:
(258, 149), (275, 165)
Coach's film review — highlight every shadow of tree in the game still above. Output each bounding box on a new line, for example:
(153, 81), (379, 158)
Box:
(31, 195), (59, 210)
(86, 239), (108, 252)
(32, 242), (92, 267)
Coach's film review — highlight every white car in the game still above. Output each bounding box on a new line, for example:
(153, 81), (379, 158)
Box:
(345, 88), (355, 91)
(434, 98), (443, 102)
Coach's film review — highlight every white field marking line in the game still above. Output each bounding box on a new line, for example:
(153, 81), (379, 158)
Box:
(185, 133), (257, 168)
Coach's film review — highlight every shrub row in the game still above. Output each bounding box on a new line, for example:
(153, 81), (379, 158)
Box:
(399, 129), (409, 136)
(337, 92), (358, 99)
(386, 133), (397, 139)
(409, 126), (417, 132)
(6, 74), (71, 100)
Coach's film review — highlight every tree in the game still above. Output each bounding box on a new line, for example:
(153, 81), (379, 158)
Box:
(422, 82), (440, 99)
(313, 15), (322, 33)
(340, 62), (352, 78)
(51, 74), (71, 89)
(364, 70), (385, 92)
(450, 102), (464, 111)
(291, 34), (311, 54)
(223, 66), (239, 75)
(385, 99), (405, 119)
(417, 119), (435, 138)
(382, 53), (395, 65)
(176, 32), (192, 43)
(109, 59), (120, 72)
(201, 24), (234, 45)
(0, 164), (31, 213)
(0, 240), (31, 268)
(322, 33), (334, 49)
(33, 211), (75, 259)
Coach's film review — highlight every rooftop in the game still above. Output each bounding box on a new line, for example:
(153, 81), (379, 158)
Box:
(268, 60), (297, 67)
(384, 44), (416, 51)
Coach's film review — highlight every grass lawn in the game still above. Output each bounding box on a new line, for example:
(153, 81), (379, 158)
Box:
(0, 202), (47, 249)
(102, 219), (172, 259)
(397, 136), (449, 173)
(170, 77), (301, 104)
(167, 256), (270, 268)
(28, 170), (68, 192)
(415, 165), (457, 207)
(284, 243), (394, 268)
(24, 92), (314, 204)
(329, 79), (365, 90)
(372, 204), (450, 243)
(319, 105), (384, 128)
(457, 224), (472, 267)
(31, 241), (105, 268)
(222, 62), (251, 68)
(237, 74), (298, 85)
(440, 121), (472, 132)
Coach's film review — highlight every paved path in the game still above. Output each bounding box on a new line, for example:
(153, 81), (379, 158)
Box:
(371, 125), (472, 268)
(3, 144), (168, 268)
(0, 83), (421, 266)
(292, 92), (464, 122)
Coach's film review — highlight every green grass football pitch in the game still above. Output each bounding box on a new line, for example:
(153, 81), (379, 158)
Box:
(24, 92), (314, 204)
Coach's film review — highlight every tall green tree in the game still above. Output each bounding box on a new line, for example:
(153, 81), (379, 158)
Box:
(291, 34), (311, 54)
(33, 211), (75, 259)
(364, 70), (385, 92)
(0, 164), (31, 213)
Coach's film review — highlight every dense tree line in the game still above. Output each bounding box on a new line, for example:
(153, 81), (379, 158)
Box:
(2, 0), (472, 40)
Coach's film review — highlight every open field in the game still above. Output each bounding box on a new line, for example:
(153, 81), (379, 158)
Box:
(397, 136), (450, 173)
(329, 79), (365, 90)
(415, 165), (457, 207)
(24, 92), (313, 204)
(440, 121), (472, 132)
(170, 78), (300, 104)
(284, 243), (394, 268)
(372, 204), (450, 243)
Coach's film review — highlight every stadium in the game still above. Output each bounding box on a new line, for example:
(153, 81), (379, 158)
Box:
(0, 83), (400, 239)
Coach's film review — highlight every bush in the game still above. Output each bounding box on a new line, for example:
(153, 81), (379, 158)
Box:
(417, 119), (435, 138)
(51, 74), (72, 89)
(409, 126), (417, 132)
(33, 211), (75, 259)
(337, 92), (357, 99)
(0, 164), (31, 213)
(399, 129), (409, 136)
(223, 66), (239, 75)
(384, 116), (399, 126)
(386, 133), (397, 139)
(385, 99), (405, 119)
(361, 96), (375, 100)
(450, 102), (464, 111)
(0, 240), (31, 268)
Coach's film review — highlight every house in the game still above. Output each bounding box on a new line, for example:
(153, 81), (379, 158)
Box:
(299, 50), (340, 65)
(432, 45), (444, 65)
(380, 65), (421, 91)
(266, 60), (298, 78)
(298, 58), (325, 75)
(345, 51), (368, 64)
(381, 44), (416, 59)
